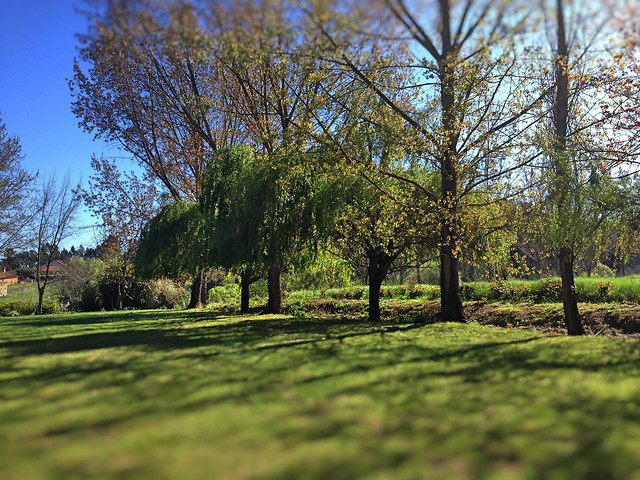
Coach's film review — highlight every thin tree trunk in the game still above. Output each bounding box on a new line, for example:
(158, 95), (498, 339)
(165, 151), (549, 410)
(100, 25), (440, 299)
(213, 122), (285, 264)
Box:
(265, 265), (283, 314)
(37, 286), (45, 315)
(116, 283), (123, 310)
(559, 248), (584, 335)
(554, 0), (585, 335)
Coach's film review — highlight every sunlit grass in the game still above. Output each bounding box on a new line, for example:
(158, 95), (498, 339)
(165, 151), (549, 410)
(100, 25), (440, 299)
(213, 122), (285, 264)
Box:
(2, 309), (640, 479)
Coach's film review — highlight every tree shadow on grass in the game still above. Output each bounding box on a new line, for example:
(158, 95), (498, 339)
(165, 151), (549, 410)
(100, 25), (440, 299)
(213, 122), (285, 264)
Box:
(4, 312), (640, 478)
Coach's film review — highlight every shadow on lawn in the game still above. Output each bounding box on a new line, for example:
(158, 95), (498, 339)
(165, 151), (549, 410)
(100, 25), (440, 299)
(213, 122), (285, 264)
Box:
(1, 311), (406, 356)
(5, 311), (640, 480)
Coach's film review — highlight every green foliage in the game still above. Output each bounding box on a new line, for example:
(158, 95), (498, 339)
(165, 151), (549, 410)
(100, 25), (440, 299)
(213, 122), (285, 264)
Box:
(0, 298), (59, 317)
(326, 286), (366, 300)
(282, 250), (353, 291)
(77, 280), (102, 312)
(207, 284), (240, 305)
(135, 201), (204, 280)
(593, 263), (615, 278)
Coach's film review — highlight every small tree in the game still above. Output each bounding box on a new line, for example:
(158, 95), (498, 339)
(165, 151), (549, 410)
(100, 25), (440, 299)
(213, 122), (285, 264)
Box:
(33, 174), (81, 314)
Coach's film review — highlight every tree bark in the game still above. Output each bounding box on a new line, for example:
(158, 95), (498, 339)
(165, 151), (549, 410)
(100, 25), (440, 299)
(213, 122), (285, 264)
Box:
(440, 237), (464, 322)
(367, 248), (394, 323)
(240, 274), (251, 313)
(265, 265), (283, 314)
(438, 12), (464, 324)
(188, 268), (206, 309)
(559, 248), (584, 335)
(554, 0), (585, 336)
(37, 286), (45, 315)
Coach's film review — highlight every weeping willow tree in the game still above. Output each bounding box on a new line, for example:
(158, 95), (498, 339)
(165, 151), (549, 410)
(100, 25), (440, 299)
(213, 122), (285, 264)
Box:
(135, 201), (208, 308)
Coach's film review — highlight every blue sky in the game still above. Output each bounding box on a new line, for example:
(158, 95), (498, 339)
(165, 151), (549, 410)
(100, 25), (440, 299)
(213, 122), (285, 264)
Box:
(0, 1), (119, 248)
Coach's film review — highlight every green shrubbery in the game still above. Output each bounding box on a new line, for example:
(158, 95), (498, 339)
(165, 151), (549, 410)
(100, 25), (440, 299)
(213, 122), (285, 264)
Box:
(207, 284), (241, 305)
(280, 276), (640, 307)
(0, 299), (59, 316)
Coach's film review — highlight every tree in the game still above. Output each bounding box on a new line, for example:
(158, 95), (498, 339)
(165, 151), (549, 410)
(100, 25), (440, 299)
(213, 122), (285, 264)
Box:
(33, 174), (81, 314)
(308, 0), (550, 322)
(56, 256), (105, 310)
(200, 145), (264, 312)
(201, 145), (331, 314)
(0, 113), (36, 252)
(71, 1), (242, 305)
(135, 200), (207, 308)
(532, 0), (632, 335)
(330, 165), (436, 321)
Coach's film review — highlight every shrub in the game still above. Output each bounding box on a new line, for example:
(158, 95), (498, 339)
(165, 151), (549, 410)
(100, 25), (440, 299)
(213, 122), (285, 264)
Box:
(594, 281), (613, 301)
(537, 277), (562, 302)
(41, 299), (60, 315)
(326, 286), (366, 300)
(14, 302), (36, 316)
(593, 263), (615, 278)
(0, 303), (11, 316)
(77, 281), (102, 312)
(146, 279), (189, 309)
(208, 284), (240, 304)
(488, 279), (507, 300)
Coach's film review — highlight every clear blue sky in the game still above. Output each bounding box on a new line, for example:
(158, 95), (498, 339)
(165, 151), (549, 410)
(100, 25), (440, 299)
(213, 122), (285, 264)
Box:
(0, 1), (120, 248)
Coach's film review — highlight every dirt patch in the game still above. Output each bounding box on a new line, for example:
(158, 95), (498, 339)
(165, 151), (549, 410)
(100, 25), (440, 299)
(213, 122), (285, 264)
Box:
(464, 301), (640, 338)
(294, 299), (640, 338)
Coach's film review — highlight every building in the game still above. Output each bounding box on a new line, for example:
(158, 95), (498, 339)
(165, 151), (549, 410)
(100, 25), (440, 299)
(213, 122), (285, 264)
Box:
(0, 272), (19, 285)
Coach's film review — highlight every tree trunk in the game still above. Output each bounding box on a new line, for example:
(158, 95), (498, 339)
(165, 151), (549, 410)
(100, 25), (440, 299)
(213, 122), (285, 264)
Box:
(188, 268), (206, 309)
(440, 239), (464, 322)
(37, 286), (45, 315)
(240, 274), (251, 313)
(438, 17), (464, 324)
(559, 247), (585, 335)
(366, 247), (395, 322)
(265, 265), (283, 314)
(116, 283), (123, 310)
(554, 0), (584, 336)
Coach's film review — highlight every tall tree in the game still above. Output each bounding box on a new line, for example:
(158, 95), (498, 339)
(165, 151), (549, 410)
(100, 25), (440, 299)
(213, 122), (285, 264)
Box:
(201, 145), (330, 314)
(200, 145), (264, 313)
(33, 174), (81, 314)
(308, 0), (549, 321)
(71, 1), (242, 303)
(534, 0), (631, 335)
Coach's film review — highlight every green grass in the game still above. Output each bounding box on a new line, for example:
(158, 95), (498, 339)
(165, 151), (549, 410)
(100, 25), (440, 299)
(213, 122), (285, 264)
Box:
(2, 310), (640, 479)
(1, 282), (56, 304)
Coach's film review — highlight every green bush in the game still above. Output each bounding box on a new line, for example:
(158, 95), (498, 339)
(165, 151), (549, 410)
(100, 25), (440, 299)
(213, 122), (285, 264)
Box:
(326, 286), (366, 300)
(147, 279), (189, 309)
(593, 263), (615, 278)
(537, 278), (562, 302)
(40, 299), (60, 315)
(0, 303), (12, 316)
(14, 302), (36, 316)
(77, 281), (102, 312)
(207, 284), (240, 304)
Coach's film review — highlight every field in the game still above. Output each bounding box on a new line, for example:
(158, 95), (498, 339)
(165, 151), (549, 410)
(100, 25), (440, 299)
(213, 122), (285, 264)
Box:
(2, 309), (640, 479)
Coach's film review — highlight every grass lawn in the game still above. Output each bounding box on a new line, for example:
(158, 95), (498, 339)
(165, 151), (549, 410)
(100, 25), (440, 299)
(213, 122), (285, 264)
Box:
(2, 310), (640, 479)
(2, 282), (53, 304)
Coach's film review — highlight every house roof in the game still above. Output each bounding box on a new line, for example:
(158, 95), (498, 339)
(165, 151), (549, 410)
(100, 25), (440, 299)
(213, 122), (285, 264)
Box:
(0, 272), (18, 280)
